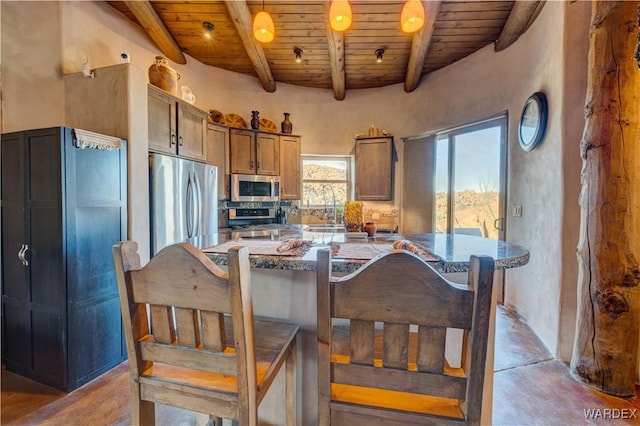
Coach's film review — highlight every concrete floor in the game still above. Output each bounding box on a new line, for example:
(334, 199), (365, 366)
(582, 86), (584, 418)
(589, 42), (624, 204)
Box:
(2, 306), (639, 425)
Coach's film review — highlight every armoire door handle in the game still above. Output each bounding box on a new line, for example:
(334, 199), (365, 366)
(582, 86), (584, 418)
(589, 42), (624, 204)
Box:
(17, 244), (29, 266)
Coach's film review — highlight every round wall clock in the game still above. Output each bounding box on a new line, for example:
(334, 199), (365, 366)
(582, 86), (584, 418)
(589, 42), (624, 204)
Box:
(518, 92), (548, 152)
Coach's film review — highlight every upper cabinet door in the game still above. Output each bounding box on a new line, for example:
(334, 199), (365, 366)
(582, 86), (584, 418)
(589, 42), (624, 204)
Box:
(206, 123), (230, 199)
(148, 88), (177, 155)
(148, 85), (206, 161)
(256, 132), (279, 176)
(177, 102), (206, 162)
(229, 128), (255, 174)
(279, 135), (301, 200)
(355, 137), (394, 201)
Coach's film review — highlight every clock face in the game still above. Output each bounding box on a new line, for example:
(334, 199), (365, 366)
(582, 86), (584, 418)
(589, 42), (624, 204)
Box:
(518, 92), (548, 152)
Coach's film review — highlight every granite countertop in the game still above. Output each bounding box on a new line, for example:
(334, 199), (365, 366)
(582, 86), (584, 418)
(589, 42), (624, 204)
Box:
(202, 224), (530, 274)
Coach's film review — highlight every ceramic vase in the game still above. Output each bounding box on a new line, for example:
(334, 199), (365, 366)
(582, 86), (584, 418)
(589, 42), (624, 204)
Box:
(251, 111), (260, 130)
(148, 56), (180, 96)
(281, 112), (293, 134)
(364, 222), (377, 237)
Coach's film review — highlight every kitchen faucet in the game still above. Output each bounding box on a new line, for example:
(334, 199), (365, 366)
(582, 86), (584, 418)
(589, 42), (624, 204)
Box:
(321, 184), (337, 225)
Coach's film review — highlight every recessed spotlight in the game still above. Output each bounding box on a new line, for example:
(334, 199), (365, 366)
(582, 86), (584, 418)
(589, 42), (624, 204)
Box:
(202, 21), (215, 39)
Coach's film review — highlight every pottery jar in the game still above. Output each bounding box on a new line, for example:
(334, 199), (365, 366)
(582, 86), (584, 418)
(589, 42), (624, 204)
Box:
(148, 56), (180, 96)
(281, 112), (293, 134)
(364, 222), (377, 237)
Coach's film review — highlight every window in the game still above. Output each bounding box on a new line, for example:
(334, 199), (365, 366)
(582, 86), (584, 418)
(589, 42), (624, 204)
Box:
(302, 156), (352, 208)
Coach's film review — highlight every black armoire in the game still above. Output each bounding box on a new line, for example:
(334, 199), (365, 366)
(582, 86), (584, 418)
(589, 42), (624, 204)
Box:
(1, 127), (127, 391)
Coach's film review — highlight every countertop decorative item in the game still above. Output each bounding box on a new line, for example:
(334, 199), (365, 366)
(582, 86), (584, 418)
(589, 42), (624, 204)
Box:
(364, 221), (377, 237)
(281, 112), (293, 134)
(181, 86), (195, 104)
(224, 113), (248, 128)
(251, 110), (260, 130)
(259, 118), (277, 133)
(518, 92), (548, 152)
(148, 56), (180, 96)
(345, 201), (364, 232)
(208, 109), (225, 124)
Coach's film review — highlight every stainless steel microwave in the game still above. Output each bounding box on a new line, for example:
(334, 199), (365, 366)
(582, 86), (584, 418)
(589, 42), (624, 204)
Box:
(231, 174), (280, 202)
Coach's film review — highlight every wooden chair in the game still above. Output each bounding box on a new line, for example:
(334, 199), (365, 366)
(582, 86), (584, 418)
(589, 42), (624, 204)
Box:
(316, 248), (494, 426)
(113, 241), (298, 426)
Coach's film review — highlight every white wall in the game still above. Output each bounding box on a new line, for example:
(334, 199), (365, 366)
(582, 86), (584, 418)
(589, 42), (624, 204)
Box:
(0, 0), (590, 361)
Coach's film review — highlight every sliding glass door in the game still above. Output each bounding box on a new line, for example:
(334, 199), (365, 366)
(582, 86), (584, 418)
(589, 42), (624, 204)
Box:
(434, 116), (507, 241)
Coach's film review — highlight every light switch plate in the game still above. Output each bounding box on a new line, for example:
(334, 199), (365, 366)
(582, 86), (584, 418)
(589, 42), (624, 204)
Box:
(512, 205), (522, 217)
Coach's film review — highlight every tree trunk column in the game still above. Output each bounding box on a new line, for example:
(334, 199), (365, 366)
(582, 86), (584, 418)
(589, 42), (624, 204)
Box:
(571, 1), (640, 396)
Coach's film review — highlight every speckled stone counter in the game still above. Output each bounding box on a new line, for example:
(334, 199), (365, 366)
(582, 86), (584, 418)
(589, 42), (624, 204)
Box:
(204, 224), (529, 273)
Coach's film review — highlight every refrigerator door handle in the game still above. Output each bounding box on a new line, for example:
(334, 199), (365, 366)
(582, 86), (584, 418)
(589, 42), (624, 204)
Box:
(186, 172), (194, 238)
(193, 172), (202, 236)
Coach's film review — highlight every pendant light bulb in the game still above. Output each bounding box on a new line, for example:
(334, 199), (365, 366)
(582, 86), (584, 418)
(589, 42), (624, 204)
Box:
(401, 0), (425, 33)
(253, 10), (275, 43)
(330, 0), (352, 32)
(294, 47), (303, 64)
(375, 49), (384, 64)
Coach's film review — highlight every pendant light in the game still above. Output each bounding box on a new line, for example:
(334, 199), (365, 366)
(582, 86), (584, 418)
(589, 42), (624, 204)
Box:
(401, 0), (425, 33)
(329, 0), (352, 32)
(253, 1), (275, 43)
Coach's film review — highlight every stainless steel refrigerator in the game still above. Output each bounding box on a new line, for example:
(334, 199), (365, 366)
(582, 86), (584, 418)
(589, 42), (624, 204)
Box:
(149, 153), (218, 255)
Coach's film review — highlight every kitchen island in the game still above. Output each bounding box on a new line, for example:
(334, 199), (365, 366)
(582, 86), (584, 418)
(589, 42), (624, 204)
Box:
(200, 225), (529, 425)
(204, 224), (530, 273)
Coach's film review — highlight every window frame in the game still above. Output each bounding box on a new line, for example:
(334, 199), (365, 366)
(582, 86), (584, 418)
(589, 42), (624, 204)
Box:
(301, 155), (353, 207)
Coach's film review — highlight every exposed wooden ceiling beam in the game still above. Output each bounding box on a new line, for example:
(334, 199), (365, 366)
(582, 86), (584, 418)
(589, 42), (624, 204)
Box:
(324, 2), (346, 101)
(494, 1), (546, 52)
(123, 1), (186, 65)
(404, 1), (442, 93)
(224, 0), (276, 93)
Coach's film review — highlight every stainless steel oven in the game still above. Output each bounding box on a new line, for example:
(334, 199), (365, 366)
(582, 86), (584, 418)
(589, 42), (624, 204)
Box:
(228, 208), (276, 227)
(231, 174), (280, 202)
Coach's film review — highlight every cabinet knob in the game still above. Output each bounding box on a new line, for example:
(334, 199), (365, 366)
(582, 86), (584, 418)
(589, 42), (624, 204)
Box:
(179, 136), (184, 146)
(250, 160), (254, 169)
(171, 134), (177, 146)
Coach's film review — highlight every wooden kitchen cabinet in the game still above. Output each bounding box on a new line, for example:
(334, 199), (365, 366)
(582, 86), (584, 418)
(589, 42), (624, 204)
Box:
(148, 85), (207, 161)
(355, 136), (394, 201)
(279, 135), (301, 200)
(207, 122), (230, 199)
(229, 128), (279, 176)
(256, 132), (279, 175)
(1, 127), (127, 391)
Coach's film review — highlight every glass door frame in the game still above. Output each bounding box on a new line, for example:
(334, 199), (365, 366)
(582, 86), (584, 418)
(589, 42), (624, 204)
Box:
(438, 115), (508, 240)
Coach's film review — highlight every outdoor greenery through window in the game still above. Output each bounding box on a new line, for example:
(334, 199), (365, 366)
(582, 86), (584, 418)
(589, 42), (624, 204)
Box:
(302, 156), (351, 212)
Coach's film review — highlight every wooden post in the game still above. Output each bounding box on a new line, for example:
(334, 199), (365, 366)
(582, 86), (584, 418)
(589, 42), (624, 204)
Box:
(571, 1), (640, 396)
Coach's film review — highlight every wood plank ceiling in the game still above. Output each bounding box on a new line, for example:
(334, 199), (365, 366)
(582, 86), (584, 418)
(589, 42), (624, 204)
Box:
(108, 1), (544, 100)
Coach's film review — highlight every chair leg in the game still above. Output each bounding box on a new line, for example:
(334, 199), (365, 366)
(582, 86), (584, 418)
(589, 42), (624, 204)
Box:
(286, 336), (297, 426)
(138, 400), (155, 426)
(131, 382), (155, 426)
